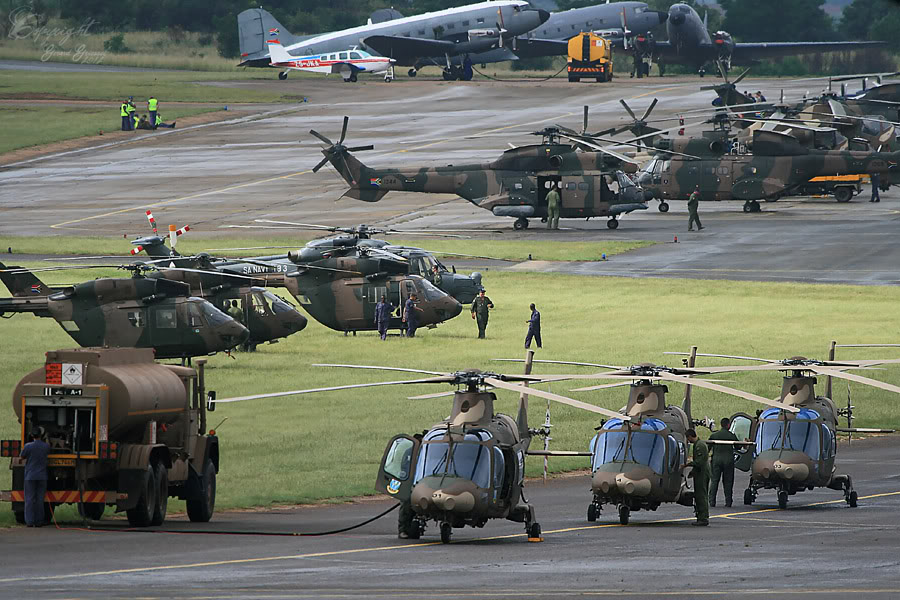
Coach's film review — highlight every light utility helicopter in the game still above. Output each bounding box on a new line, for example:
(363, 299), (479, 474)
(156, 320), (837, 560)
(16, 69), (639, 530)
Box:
(664, 347), (900, 508)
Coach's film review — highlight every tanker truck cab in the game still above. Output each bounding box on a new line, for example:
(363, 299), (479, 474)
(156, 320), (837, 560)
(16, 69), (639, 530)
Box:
(2, 348), (220, 526)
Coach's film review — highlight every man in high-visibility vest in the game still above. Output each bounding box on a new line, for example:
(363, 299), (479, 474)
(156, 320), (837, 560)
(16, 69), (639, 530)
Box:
(126, 96), (136, 131)
(120, 100), (130, 131)
(154, 113), (176, 129)
(148, 96), (158, 129)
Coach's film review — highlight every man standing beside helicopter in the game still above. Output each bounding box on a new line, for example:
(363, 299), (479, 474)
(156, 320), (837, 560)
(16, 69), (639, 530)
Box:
(546, 183), (560, 230)
(470, 289), (494, 339)
(688, 185), (703, 232)
(684, 429), (710, 526)
(403, 293), (423, 338)
(375, 294), (393, 341)
(708, 417), (738, 508)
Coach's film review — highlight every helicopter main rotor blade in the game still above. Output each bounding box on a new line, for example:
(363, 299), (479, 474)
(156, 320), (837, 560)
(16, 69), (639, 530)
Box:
(255, 219), (337, 230)
(556, 134), (638, 165)
(338, 116), (349, 145)
(309, 129), (333, 145)
(483, 376), (629, 421)
(620, 98), (638, 121)
(214, 376), (455, 404)
(653, 372), (799, 412)
(640, 98), (658, 122)
(810, 367), (900, 395)
(312, 363), (449, 376)
(493, 358), (623, 369)
(408, 390), (457, 400)
(416, 250), (517, 261)
(566, 381), (634, 391)
(663, 351), (779, 363)
(201, 246), (300, 252)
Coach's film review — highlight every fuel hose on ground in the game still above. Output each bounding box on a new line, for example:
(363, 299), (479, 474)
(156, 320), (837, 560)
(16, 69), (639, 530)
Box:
(50, 502), (400, 536)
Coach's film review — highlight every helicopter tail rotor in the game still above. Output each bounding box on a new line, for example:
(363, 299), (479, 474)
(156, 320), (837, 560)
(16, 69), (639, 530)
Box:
(309, 116), (376, 177)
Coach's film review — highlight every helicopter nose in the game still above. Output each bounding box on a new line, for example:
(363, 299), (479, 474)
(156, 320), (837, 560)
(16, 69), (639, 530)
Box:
(431, 489), (475, 513)
(615, 473), (652, 496)
(289, 312), (308, 332)
(440, 297), (462, 320)
(773, 460), (809, 481)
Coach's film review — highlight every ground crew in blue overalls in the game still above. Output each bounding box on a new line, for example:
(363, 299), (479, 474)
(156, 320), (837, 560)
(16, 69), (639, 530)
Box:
(403, 293), (423, 338)
(870, 173), (881, 203)
(20, 428), (50, 527)
(525, 302), (542, 349)
(148, 96), (158, 129)
(120, 99), (130, 130)
(375, 294), (394, 340)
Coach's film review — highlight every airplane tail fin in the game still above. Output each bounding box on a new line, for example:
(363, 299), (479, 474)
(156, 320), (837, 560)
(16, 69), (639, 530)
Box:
(239, 8), (298, 65)
(266, 40), (295, 65)
(0, 262), (52, 297)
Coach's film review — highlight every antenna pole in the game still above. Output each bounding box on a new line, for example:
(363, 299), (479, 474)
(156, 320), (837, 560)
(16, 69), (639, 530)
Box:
(517, 349), (535, 440)
(826, 339), (836, 399)
(682, 345), (698, 422)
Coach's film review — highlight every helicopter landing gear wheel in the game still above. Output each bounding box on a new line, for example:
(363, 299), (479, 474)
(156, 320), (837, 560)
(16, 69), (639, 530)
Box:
(607, 218), (619, 230)
(743, 488), (754, 505)
(278, 71), (288, 81)
(408, 68), (418, 77)
(848, 490), (858, 507)
(440, 522), (452, 544)
(658, 202), (669, 213)
(617, 504), (630, 525)
(743, 200), (761, 213)
(513, 217), (529, 231)
(587, 503), (599, 522)
(528, 522), (542, 539)
(777, 490), (788, 509)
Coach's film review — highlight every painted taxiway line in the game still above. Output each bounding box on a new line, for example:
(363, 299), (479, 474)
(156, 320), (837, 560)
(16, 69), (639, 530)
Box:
(1, 490), (896, 585)
(47, 84), (684, 231)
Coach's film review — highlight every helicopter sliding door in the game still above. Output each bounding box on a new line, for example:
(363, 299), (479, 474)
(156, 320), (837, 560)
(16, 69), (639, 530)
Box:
(376, 434), (421, 501)
(559, 177), (590, 215)
(536, 176), (561, 210)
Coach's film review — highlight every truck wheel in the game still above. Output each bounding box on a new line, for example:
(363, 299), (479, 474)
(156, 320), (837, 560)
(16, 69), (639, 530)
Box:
(834, 187), (853, 203)
(150, 463), (169, 526)
(126, 465), (157, 527)
(78, 502), (105, 521)
(14, 510), (25, 524)
(187, 458), (216, 523)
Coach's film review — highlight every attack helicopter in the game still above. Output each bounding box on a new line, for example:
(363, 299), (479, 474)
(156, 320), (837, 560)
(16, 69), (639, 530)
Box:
(499, 350), (794, 525)
(309, 116), (652, 231)
(213, 353), (626, 543)
(0, 262), (249, 359)
(664, 347), (900, 508)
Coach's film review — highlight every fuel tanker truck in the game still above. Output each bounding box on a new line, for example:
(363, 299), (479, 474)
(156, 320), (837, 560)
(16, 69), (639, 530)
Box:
(1, 347), (219, 526)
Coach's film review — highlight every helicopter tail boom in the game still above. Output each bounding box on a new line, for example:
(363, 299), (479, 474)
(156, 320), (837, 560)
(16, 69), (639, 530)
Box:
(0, 263), (54, 298)
(0, 296), (51, 318)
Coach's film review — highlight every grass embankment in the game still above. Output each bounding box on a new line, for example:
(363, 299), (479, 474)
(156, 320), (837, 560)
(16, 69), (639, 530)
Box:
(0, 70), (304, 154)
(1, 235), (654, 262)
(0, 260), (898, 527)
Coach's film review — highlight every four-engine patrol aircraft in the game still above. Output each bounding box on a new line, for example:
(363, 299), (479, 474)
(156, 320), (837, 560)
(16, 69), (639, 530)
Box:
(266, 40), (395, 82)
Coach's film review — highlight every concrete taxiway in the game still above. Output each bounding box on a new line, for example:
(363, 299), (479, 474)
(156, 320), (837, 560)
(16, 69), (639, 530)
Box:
(0, 436), (897, 599)
(2, 75), (898, 286)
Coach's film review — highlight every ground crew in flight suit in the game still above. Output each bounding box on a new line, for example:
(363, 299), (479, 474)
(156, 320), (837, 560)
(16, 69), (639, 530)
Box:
(685, 429), (710, 526)
(708, 417), (738, 507)
(470, 289), (494, 339)
(688, 185), (703, 231)
(546, 183), (560, 230)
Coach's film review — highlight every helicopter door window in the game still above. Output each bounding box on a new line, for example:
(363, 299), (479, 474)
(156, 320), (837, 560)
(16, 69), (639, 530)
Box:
(155, 307), (177, 329)
(492, 447), (506, 495)
(822, 425), (835, 459)
(384, 437), (415, 481)
(187, 303), (206, 328)
(729, 415), (753, 443)
(252, 292), (272, 316)
(578, 182), (589, 191)
(127, 310), (145, 328)
(668, 436), (679, 472)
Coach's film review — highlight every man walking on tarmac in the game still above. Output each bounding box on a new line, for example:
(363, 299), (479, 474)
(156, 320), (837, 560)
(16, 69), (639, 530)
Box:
(471, 289), (494, 339)
(708, 417), (738, 507)
(688, 185), (703, 231)
(20, 428), (50, 527)
(546, 182), (560, 230)
(684, 428), (710, 526)
(870, 173), (881, 202)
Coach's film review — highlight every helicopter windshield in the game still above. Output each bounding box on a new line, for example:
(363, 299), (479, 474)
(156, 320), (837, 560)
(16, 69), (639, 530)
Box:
(414, 428), (493, 489)
(755, 408), (822, 460)
(199, 301), (231, 326)
(262, 290), (295, 315)
(589, 418), (668, 475)
(416, 279), (446, 302)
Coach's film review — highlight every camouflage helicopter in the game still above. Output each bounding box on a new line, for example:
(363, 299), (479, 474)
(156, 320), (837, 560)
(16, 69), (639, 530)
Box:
(218, 220), (495, 304)
(212, 352), (626, 543)
(498, 350), (793, 525)
(0, 263), (249, 360)
(664, 346), (900, 509)
(309, 116), (652, 231)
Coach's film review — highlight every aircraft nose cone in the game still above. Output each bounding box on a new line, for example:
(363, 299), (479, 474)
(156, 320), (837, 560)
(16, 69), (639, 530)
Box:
(670, 12), (685, 26)
(291, 312), (308, 332)
(444, 298), (463, 319)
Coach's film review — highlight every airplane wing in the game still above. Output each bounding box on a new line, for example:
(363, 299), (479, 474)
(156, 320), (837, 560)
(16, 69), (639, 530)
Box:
(730, 41), (885, 65)
(363, 35), (458, 64)
(329, 62), (360, 75)
(505, 37), (568, 59)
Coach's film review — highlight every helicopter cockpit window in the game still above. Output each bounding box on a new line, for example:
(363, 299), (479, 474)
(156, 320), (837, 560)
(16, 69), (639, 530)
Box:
(417, 279), (446, 302)
(616, 172), (637, 189)
(200, 302), (231, 327)
(252, 292), (272, 316)
(422, 255), (439, 273)
(755, 407), (821, 460)
(627, 419), (667, 474)
(265, 291), (295, 314)
(590, 418), (667, 474)
(155, 307), (177, 329)
(187, 303), (206, 328)
(384, 437), (415, 481)
(414, 429), (493, 489)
